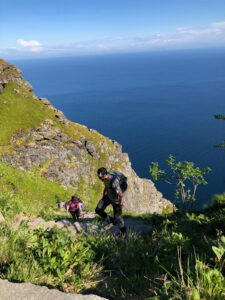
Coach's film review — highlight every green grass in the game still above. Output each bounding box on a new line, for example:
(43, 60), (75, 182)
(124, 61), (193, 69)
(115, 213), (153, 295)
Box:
(0, 82), (56, 149)
(0, 160), (73, 218)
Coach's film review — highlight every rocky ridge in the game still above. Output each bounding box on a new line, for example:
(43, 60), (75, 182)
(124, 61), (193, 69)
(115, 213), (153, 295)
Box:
(0, 59), (173, 214)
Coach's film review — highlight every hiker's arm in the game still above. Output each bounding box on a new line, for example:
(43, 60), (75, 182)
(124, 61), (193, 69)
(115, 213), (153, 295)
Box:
(66, 202), (70, 215)
(118, 192), (124, 206)
(77, 198), (83, 210)
(112, 179), (123, 206)
(102, 187), (106, 197)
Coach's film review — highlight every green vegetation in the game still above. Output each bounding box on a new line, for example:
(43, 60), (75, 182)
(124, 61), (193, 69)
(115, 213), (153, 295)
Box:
(0, 160), (72, 218)
(0, 223), (102, 292)
(0, 82), (56, 149)
(149, 155), (211, 209)
(210, 193), (225, 209)
(0, 206), (224, 299)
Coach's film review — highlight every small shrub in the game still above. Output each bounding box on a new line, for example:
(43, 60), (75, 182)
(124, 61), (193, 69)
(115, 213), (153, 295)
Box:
(149, 155), (211, 210)
(154, 256), (225, 300)
(211, 193), (225, 209)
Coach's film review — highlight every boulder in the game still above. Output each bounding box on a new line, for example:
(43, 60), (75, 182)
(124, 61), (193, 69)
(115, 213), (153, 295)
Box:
(27, 217), (79, 236)
(0, 279), (108, 300)
(74, 221), (83, 233)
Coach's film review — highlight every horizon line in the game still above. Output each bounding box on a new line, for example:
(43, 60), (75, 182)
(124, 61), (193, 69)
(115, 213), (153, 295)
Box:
(5, 46), (225, 62)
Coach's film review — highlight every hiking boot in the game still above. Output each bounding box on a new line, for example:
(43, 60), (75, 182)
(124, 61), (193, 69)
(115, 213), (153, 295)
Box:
(105, 215), (115, 225)
(118, 227), (127, 238)
(102, 216), (114, 230)
(115, 230), (126, 239)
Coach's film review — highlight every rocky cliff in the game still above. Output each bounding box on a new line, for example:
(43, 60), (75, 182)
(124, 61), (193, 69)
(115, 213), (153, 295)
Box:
(0, 59), (172, 214)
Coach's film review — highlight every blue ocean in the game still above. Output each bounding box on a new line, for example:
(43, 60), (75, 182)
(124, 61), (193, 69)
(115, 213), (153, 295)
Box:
(13, 49), (225, 207)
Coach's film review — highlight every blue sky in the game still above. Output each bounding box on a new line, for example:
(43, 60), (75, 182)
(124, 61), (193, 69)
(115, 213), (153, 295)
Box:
(1, 0), (225, 59)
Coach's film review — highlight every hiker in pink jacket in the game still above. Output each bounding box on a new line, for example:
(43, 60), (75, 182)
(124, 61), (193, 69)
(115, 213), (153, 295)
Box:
(65, 195), (84, 221)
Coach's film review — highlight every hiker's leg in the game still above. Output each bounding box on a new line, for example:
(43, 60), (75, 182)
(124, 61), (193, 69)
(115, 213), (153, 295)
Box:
(74, 209), (80, 220)
(71, 211), (76, 221)
(95, 195), (111, 219)
(113, 204), (126, 232)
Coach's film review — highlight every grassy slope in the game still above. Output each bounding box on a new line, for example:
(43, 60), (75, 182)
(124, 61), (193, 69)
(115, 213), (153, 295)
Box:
(0, 160), (72, 218)
(0, 82), (61, 148)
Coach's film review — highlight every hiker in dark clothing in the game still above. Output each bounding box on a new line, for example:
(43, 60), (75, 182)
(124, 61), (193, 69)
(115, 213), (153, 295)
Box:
(95, 167), (128, 234)
(65, 195), (83, 221)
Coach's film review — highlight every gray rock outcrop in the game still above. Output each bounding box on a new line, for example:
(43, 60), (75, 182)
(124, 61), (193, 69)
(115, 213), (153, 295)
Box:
(21, 211), (153, 236)
(27, 217), (81, 236)
(0, 279), (108, 300)
(0, 59), (33, 92)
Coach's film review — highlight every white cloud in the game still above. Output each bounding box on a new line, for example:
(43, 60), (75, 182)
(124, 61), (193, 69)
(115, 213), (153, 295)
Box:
(15, 39), (43, 53)
(178, 21), (225, 39)
(17, 39), (42, 47)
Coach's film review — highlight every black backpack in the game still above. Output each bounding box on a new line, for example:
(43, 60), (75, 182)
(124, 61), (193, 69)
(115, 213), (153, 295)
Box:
(111, 171), (128, 192)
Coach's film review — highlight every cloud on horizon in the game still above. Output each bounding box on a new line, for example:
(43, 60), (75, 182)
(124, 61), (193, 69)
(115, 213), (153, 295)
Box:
(17, 39), (41, 47)
(1, 21), (225, 59)
(16, 39), (43, 53)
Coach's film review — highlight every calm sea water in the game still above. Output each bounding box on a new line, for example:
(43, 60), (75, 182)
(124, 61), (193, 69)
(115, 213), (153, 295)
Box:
(13, 49), (225, 207)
